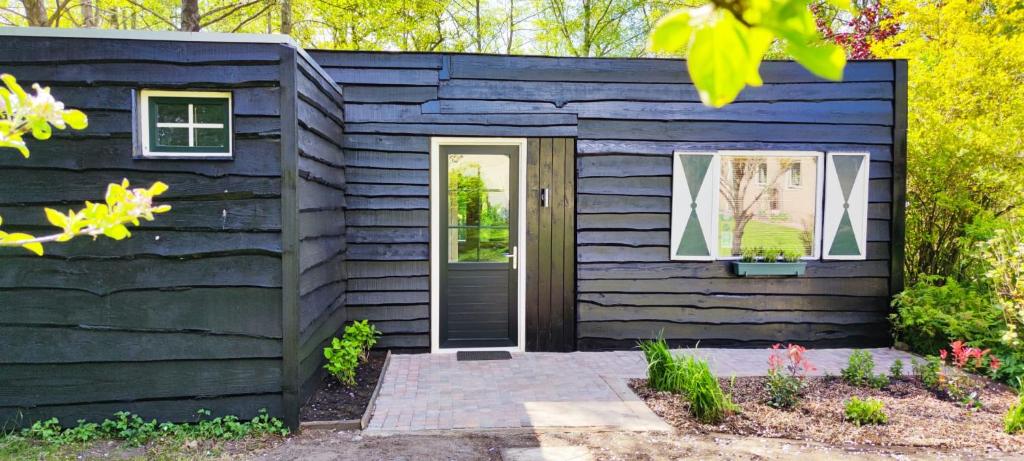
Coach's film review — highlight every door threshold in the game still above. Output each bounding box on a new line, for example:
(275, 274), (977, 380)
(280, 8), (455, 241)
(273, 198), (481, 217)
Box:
(434, 346), (521, 354)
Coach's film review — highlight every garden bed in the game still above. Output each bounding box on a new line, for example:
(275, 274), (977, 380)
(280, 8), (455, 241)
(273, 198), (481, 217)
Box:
(300, 350), (389, 425)
(630, 375), (1024, 453)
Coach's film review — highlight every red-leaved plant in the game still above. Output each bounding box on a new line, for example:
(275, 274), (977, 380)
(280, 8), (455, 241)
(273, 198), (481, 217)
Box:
(935, 340), (1001, 409)
(765, 343), (816, 409)
(940, 340), (1001, 373)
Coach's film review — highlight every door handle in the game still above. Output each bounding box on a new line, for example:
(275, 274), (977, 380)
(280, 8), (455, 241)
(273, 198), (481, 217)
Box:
(503, 246), (518, 270)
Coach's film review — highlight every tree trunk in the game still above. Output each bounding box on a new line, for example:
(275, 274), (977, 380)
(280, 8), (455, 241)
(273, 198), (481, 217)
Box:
(280, 0), (292, 34)
(732, 216), (750, 255)
(22, 0), (48, 26)
(180, 0), (200, 31)
(81, 0), (97, 27)
(475, 0), (482, 52)
(506, 0), (514, 54)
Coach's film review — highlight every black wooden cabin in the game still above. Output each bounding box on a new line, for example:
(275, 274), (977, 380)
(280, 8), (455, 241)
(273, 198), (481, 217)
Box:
(0, 28), (906, 428)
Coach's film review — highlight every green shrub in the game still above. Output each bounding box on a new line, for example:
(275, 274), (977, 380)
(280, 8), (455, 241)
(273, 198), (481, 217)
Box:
(638, 337), (674, 391)
(669, 355), (736, 424)
(765, 372), (802, 409)
(344, 320), (381, 362)
(889, 359), (904, 379)
(324, 320), (381, 386)
(912, 356), (942, 390)
(844, 397), (888, 426)
(19, 409), (286, 447)
(323, 337), (361, 386)
(841, 350), (888, 388)
(890, 276), (1003, 355)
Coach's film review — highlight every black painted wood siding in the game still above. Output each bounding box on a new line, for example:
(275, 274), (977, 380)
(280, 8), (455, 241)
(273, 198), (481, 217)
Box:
(308, 51), (905, 351)
(293, 52), (348, 404)
(0, 37), (286, 426)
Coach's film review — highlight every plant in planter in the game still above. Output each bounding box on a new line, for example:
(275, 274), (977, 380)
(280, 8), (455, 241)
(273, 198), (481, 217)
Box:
(732, 246), (807, 277)
(323, 320), (381, 386)
(765, 343), (816, 409)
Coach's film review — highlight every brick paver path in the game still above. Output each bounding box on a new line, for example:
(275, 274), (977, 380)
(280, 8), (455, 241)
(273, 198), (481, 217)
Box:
(367, 348), (917, 432)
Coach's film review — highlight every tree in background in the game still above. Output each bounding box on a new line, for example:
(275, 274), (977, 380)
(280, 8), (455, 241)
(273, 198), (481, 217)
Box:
(532, 0), (657, 57)
(811, 0), (897, 59)
(873, 0), (1024, 284)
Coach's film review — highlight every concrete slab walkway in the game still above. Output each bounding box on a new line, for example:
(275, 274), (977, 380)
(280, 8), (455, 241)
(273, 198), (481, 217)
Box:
(367, 348), (917, 432)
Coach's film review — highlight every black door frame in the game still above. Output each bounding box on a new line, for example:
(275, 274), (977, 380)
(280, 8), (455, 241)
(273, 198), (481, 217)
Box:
(431, 138), (527, 352)
(439, 145), (519, 349)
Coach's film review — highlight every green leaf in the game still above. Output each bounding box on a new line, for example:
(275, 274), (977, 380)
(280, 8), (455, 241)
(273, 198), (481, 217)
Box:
(30, 121), (51, 141)
(45, 208), (67, 229)
(786, 42), (846, 81)
(103, 225), (130, 240)
(62, 110), (88, 130)
(649, 9), (694, 53)
(687, 11), (754, 107)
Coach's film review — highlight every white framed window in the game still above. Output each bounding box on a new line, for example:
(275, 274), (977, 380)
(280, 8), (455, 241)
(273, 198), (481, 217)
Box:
(137, 90), (232, 159)
(673, 150), (849, 261)
(788, 162), (803, 188)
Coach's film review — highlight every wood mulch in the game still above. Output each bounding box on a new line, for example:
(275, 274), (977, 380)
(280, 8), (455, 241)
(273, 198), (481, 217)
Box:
(630, 375), (1024, 455)
(300, 351), (387, 422)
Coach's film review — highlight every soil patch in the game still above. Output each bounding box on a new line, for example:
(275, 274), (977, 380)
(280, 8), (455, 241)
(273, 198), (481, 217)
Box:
(630, 375), (1024, 455)
(300, 351), (386, 422)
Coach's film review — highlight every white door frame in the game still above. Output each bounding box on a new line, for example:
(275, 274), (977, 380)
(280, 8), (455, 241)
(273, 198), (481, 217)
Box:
(430, 137), (528, 353)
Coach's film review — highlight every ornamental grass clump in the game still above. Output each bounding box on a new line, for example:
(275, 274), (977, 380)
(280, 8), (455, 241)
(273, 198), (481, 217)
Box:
(638, 338), (736, 424)
(844, 397), (888, 426)
(639, 337), (674, 391)
(669, 355), (737, 424)
(1005, 383), (1024, 434)
(765, 343), (815, 409)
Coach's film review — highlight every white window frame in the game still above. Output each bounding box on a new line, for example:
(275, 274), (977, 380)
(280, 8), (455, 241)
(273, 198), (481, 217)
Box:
(712, 150), (825, 261)
(137, 89), (233, 159)
(787, 162), (803, 189)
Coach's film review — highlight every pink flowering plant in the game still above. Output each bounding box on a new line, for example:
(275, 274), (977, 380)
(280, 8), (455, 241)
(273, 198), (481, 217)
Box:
(765, 343), (816, 409)
(935, 340), (1002, 409)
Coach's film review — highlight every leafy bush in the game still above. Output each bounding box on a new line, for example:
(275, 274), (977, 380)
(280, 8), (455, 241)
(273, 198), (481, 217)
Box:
(889, 359), (904, 379)
(323, 337), (361, 386)
(19, 409), (287, 447)
(324, 320), (381, 386)
(844, 397), (888, 426)
(638, 337), (674, 391)
(841, 350), (888, 389)
(912, 356), (942, 390)
(979, 228), (1024, 348)
(344, 319), (381, 362)
(890, 277), (1003, 355)
(765, 343), (815, 409)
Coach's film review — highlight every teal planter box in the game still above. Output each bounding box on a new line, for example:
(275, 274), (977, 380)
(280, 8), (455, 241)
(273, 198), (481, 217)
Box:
(731, 261), (807, 277)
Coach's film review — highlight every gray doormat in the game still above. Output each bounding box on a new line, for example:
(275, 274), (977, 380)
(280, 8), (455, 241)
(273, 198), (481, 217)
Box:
(457, 351), (512, 361)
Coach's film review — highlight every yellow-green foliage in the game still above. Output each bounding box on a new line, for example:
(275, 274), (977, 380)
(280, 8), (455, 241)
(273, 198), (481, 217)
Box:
(844, 397), (888, 426)
(650, 1), (847, 107)
(874, 0), (1024, 282)
(0, 74), (170, 255)
(979, 229), (1024, 348)
(1006, 391), (1024, 434)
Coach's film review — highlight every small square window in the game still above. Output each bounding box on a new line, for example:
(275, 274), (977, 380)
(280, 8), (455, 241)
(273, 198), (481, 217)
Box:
(138, 90), (232, 159)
